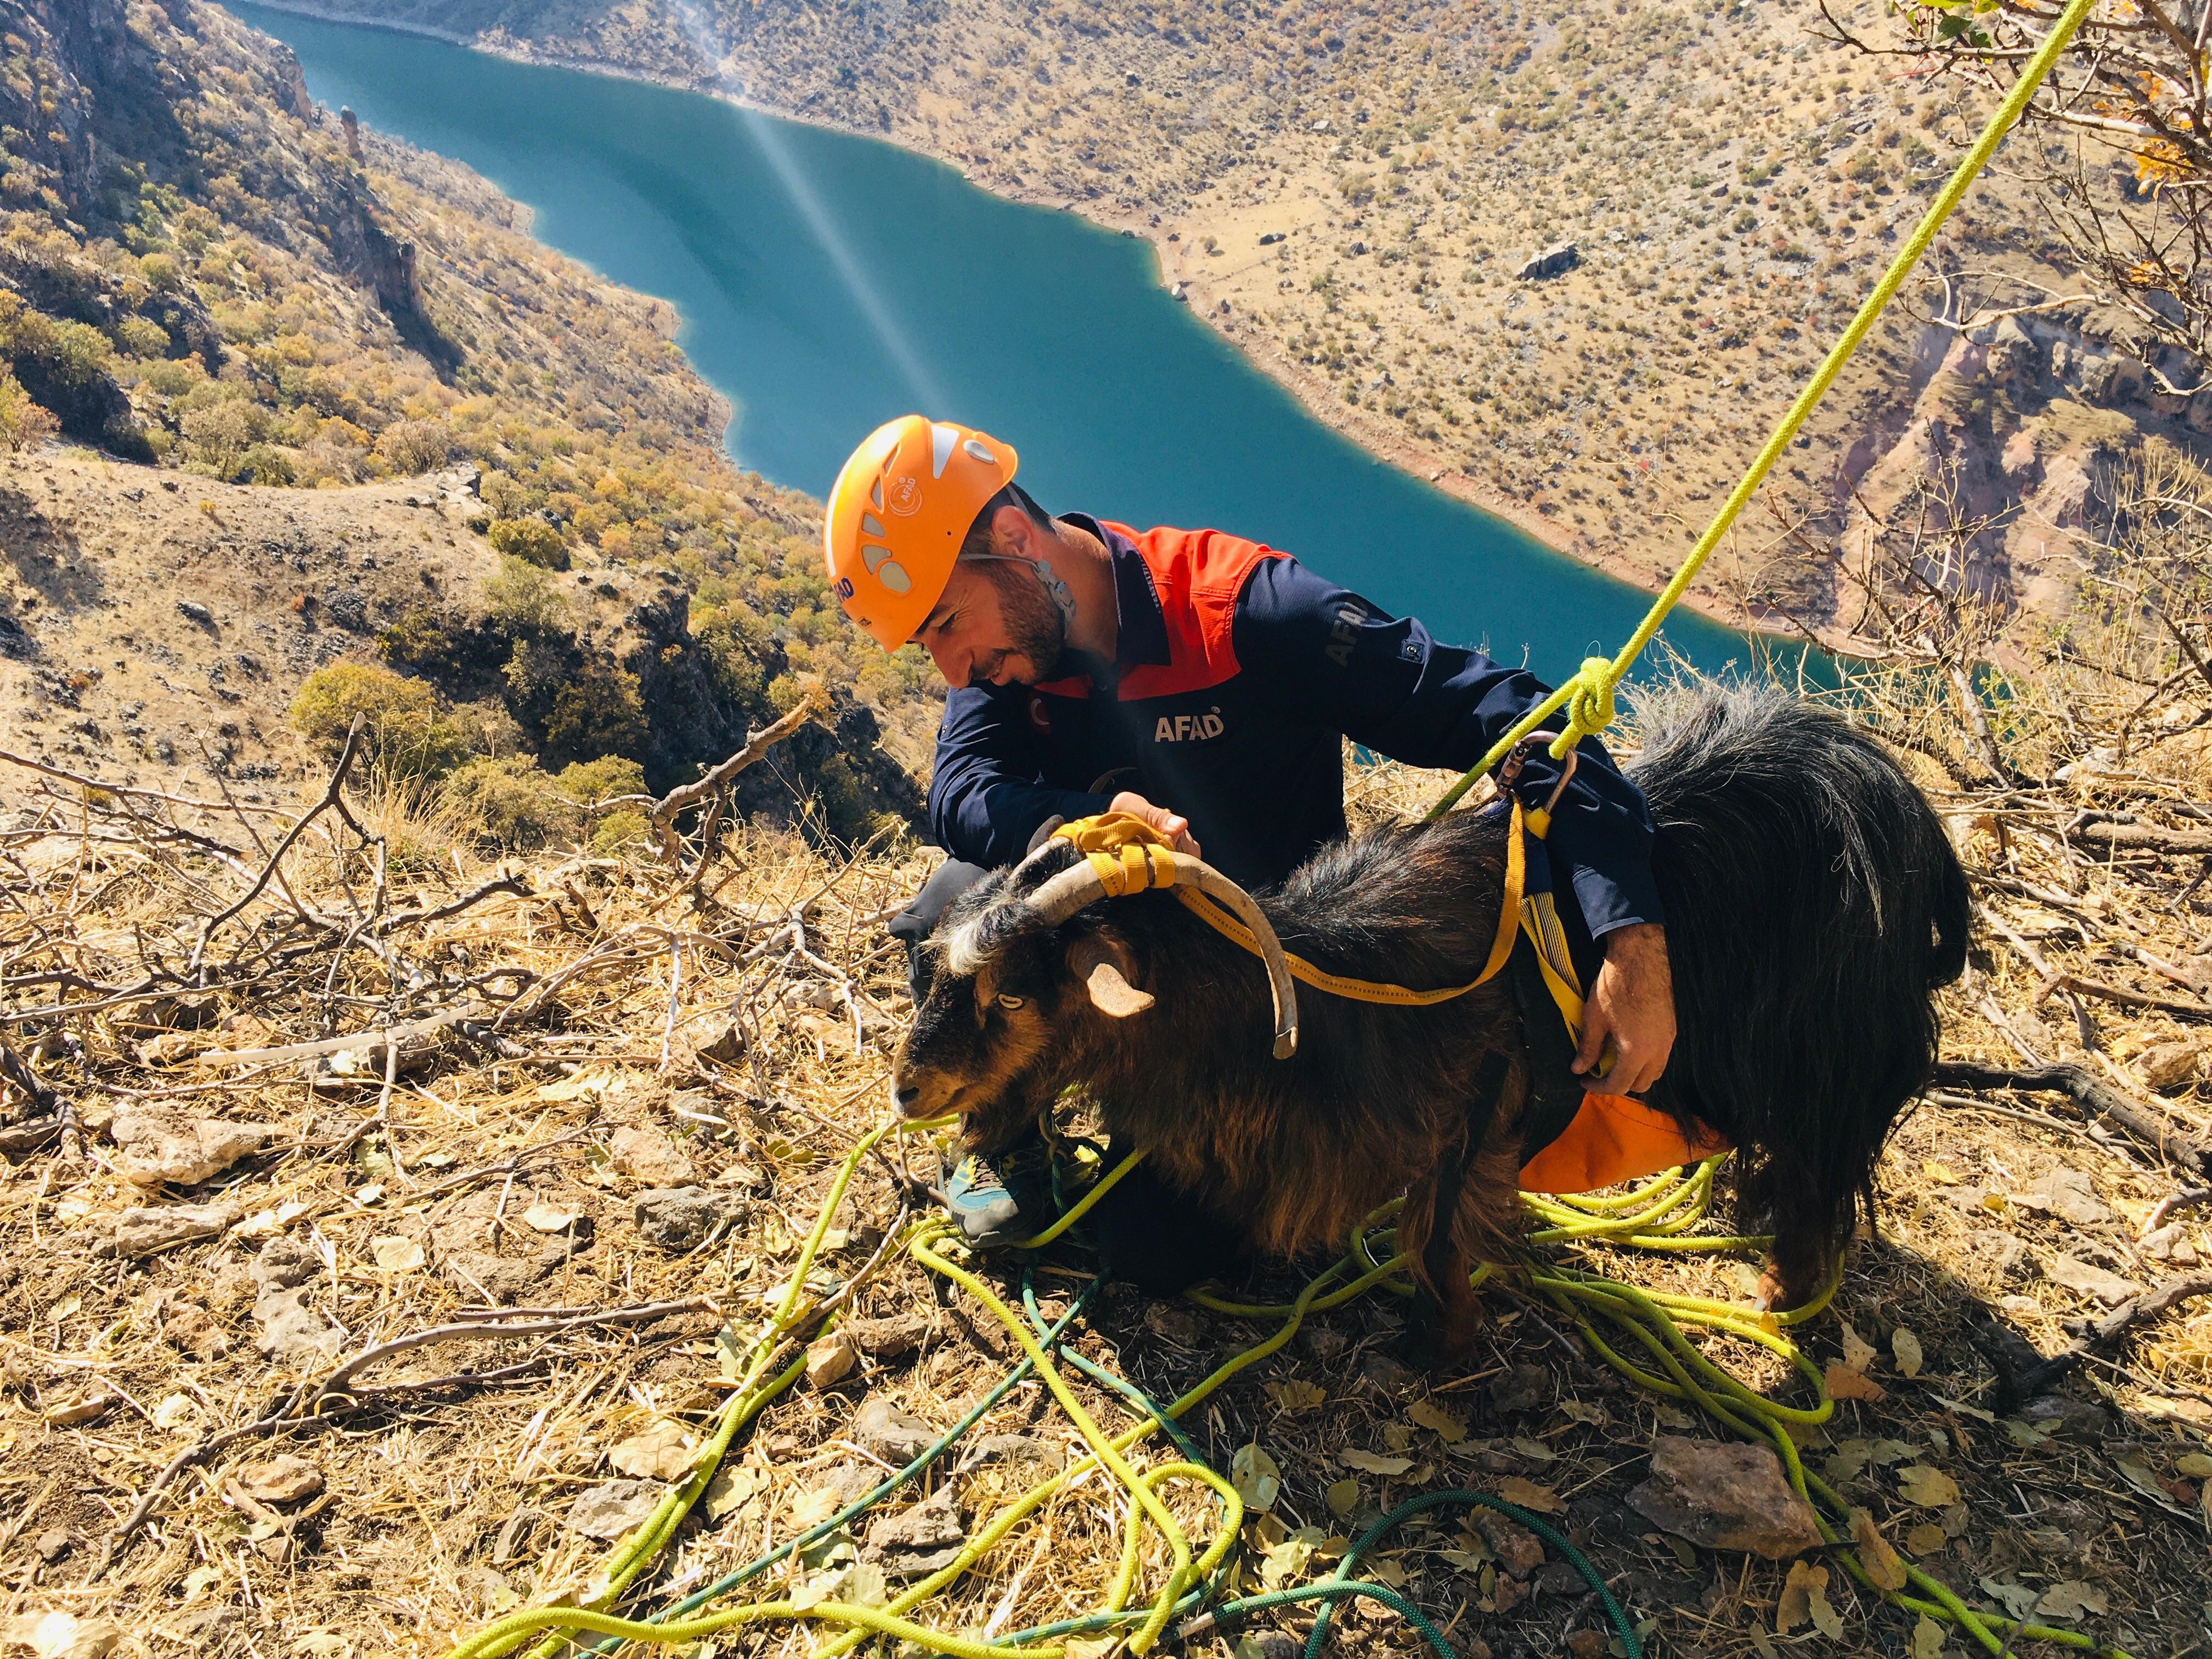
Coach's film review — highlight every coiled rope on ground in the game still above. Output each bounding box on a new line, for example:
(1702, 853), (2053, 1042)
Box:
(442, 1131), (2131, 1659)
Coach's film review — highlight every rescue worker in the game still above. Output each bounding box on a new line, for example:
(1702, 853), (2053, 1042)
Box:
(825, 415), (1676, 1288)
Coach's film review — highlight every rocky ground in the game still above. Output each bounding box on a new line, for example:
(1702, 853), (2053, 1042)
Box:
(241, 0), (2212, 646)
(0, 452), (493, 796)
(0, 688), (2207, 1659)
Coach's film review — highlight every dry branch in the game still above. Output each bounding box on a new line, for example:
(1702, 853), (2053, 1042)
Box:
(1929, 1059), (2212, 1178)
(649, 686), (827, 869)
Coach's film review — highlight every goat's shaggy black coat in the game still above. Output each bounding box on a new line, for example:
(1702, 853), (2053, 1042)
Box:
(895, 690), (1970, 1346)
(1632, 690), (1970, 1293)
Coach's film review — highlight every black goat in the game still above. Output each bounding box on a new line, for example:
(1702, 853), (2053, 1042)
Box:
(893, 690), (1971, 1355)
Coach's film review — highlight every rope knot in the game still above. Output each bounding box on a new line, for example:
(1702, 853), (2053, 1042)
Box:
(1550, 657), (1618, 757)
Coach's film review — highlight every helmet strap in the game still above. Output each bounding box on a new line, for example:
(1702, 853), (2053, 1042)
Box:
(1030, 557), (1079, 633)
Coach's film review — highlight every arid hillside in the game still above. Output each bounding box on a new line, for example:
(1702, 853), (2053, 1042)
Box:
(245, 0), (2212, 643)
(0, 450), (927, 834)
(0, 0), (938, 832)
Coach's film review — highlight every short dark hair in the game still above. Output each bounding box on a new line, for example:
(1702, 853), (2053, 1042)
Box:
(958, 482), (1054, 562)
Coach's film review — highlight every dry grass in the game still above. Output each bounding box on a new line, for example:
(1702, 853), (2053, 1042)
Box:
(2, 610), (2209, 1659)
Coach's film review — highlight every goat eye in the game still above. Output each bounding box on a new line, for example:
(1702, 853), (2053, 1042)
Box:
(995, 994), (1025, 1011)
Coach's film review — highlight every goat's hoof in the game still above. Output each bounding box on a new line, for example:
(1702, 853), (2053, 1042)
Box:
(1756, 1262), (1815, 1312)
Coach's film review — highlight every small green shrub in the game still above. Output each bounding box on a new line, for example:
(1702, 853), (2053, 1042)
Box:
(450, 697), (532, 759)
(479, 470), (533, 518)
(138, 357), (201, 397)
(379, 607), (463, 672)
(555, 755), (648, 808)
(504, 635), (572, 703)
(439, 754), (580, 849)
(289, 662), (467, 780)
(590, 807), (651, 856)
(375, 417), (452, 476)
(0, 373), (58, 453)
(484, 557), (573, 637)
(543, 664), (648, 761)
(114, 316), (172, 358)
(488, 516), (569, 569)
(181, 399), (262, 478)
(236, 442), (295, 484)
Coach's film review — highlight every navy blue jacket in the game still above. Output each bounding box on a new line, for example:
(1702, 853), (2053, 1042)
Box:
(927, 516), (1663, 935)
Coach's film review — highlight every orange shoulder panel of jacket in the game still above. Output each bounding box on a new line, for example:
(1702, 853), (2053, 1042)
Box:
(1101, 522), (1285, 701)
(1517, 1092), (1733, 1195)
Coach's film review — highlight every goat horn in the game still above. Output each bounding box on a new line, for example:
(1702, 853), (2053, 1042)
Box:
(1017, 849), (1300, 1060)
(1022, 857), (1113, 929)
(1171, 855), (1299, 1059)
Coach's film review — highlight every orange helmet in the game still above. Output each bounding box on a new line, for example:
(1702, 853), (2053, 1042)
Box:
(823, 416), (1019, 651)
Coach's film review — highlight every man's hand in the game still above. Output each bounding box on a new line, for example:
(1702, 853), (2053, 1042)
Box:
(1573, 922), (1675, 1096)
(1108, 791), (1200, 856)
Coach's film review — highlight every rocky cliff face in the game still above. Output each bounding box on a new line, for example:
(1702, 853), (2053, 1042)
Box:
(1827, 300), (2196, 632)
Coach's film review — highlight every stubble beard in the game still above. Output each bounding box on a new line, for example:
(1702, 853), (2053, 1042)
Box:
(971, 562), (1068, 687)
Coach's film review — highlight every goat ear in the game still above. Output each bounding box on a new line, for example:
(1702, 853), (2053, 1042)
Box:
(1067, 935), (1154, 1018)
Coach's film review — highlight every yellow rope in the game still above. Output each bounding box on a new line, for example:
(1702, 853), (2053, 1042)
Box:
(1053, 808), (1525, 1005)
(1423, 0), (2102, 820)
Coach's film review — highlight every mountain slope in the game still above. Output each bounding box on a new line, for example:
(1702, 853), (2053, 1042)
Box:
(0, 0), (934, 832)
(253, 0), (2212, 641)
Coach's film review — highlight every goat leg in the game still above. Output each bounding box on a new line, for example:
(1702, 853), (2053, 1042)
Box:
(1403, 1053), (1525, 1367)
(1397, 1178), (1485, 1368)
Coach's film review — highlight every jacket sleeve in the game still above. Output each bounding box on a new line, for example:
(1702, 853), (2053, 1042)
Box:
(1230, 556), (1664, 936)
(927, 685), (1115, 867)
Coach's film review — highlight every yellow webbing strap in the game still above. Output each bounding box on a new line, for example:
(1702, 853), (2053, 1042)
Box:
(1050, 808), (1523, 1006)
(1521, 887), (1588, 1039)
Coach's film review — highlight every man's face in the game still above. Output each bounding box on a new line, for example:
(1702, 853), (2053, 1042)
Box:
(912, 556), (1064, 690)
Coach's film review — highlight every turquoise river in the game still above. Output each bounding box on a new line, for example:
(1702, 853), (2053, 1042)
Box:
(233, 2), (1764, 680)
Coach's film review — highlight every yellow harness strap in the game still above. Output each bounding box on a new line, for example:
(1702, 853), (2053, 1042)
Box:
(1049, 809), (1523, 1006)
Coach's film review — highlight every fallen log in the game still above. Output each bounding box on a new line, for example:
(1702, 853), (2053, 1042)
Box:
(2066, 820), (2212, 856)
(1929, 1059), (2212, 1180)
(1983, 1271), (2212, 1410)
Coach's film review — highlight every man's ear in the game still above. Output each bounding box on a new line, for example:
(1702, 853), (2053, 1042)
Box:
(992, 501), (1039, 556)
(1066, 933), (1154, 1018)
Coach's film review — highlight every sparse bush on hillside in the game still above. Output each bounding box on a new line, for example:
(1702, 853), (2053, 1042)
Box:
(114, 317), (171, 359)
(543, 664), (650, 764)
(374, 418), (453, 476)
(555, 755), (648, 808)
(236, 442), (295, 485)
(588, 808), (652, 856)
(289, 662), (468, 780)
(487, 516), (570, 569)
(438, 754), (580, 849)
(0, 372), (57, 452)
(379, 608), (466, 674)
(693, 603), (775, 712)
(180, 400), (261, 478)
(555, 756), (654, 854)
(483, 557), (573, 638)
(450, 697), (533, 760)
(503, 636), (574, 707)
